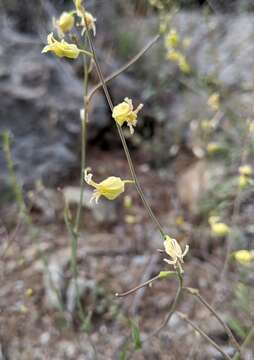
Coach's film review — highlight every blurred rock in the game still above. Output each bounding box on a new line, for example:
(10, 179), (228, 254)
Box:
(0, 24), (108, 193)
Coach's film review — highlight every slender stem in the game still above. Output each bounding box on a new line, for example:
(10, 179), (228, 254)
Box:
(84, 22), (165, 238)
(115, 274), (161, 298)
(184, 287), (241, 354)
(87, 34), (160, 103)
(177, 312), (233, 360)
(74, 114), (87, 232)
(232, 326), (254, 360)
(75, 39), (89, 233)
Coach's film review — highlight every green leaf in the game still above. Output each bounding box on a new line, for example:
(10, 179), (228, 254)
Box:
(158, 270), (176, 279)
(227, 317), (247, 340)
(130, 320), (142, 350)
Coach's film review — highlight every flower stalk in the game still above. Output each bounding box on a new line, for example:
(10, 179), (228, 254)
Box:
(83, 12), (165, 238)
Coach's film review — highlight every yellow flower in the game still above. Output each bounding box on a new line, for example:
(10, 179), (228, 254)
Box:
(112, 98), (143, 134)
(163, 235), (189, 273)
(239, 165), (252, 177)
(239, 174), (252, 189)
(79, 11), (96, 36)
(233, 250), (254, 265)
(249, 121), (254, 134)
(208, 93), (220, 111)
(25, 288), (33, 297)
(165, 29), (179, 49)
(42, 33), (90, 59)
(74, 0), (96, 36)
(178, 56), (190, 74)
(167, 49), (182, 62)
(201, 119), (213, 132)
(84, 168), (133, 203)
(211, 222), (230, 237)
(206, 142), (223, 155)
(54, 12), (74, 36)
(166, 50), (190, 73)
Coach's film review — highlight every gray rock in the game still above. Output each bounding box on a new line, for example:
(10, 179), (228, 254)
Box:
(0, 24), (108, 193)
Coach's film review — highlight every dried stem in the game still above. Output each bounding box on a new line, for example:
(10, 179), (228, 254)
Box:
(115, 274), (161, 298)
(87, 34), (160, 103)
(184, 287), (241, 354)
(177, 312), (233, 360)
(83, 17), (165, 238)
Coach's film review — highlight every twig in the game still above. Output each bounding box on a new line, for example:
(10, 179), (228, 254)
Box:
(115, 273), (161, 298)
(184, 287), (241, 354)
(87, 34), (160, 103)
(177, 312), (233, 360)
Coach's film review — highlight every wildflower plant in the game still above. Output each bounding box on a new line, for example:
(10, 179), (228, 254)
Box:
(40, 1), (253, 358)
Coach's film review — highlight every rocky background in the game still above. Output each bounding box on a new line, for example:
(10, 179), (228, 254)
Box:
(0, 1), (254, 359)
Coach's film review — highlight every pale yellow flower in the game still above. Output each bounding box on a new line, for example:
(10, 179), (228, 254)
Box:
(163, 235), (189, 273)
(239, 174), (252, 189)
(54, 12), (74, 36)
(165, 29), (179, 49)
(112, 98), (143, 134)
(178, 56), (190, 74)
(74, 0), (96, 36)
(166, 50), (190, 73)
(79, 11), (96, 36)
(208, 93), (220, 111)
(167, 49), (182, 62)
(42, 33), (90, 59)
(210, 221), (230, 237)
(25, 288), (33, 297)
(249, 121), (254, 134)
(239, 165), (252, 177)
(233, 249), (254, 266)
(206, 142), (223, 155)
(84, 168), (133, 203)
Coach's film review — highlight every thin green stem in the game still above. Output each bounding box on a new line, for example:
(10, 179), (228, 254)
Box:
(84, 22), (165, 238)
(87, 34), (160, 103)
(177, 312), (233, 360)
(115, 274), (161, 298)
(2, 131), (31, 224)
(184, 287), (241, 354)
(75, 37), (89, 233)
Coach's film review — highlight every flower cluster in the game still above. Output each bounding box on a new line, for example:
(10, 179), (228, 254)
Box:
(209, 216), (230, 237)
(41, 0), (96, 60)
(238, 164), (253, 189)
(164, 27), (191, 74)
(208, 93), (220, 111)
